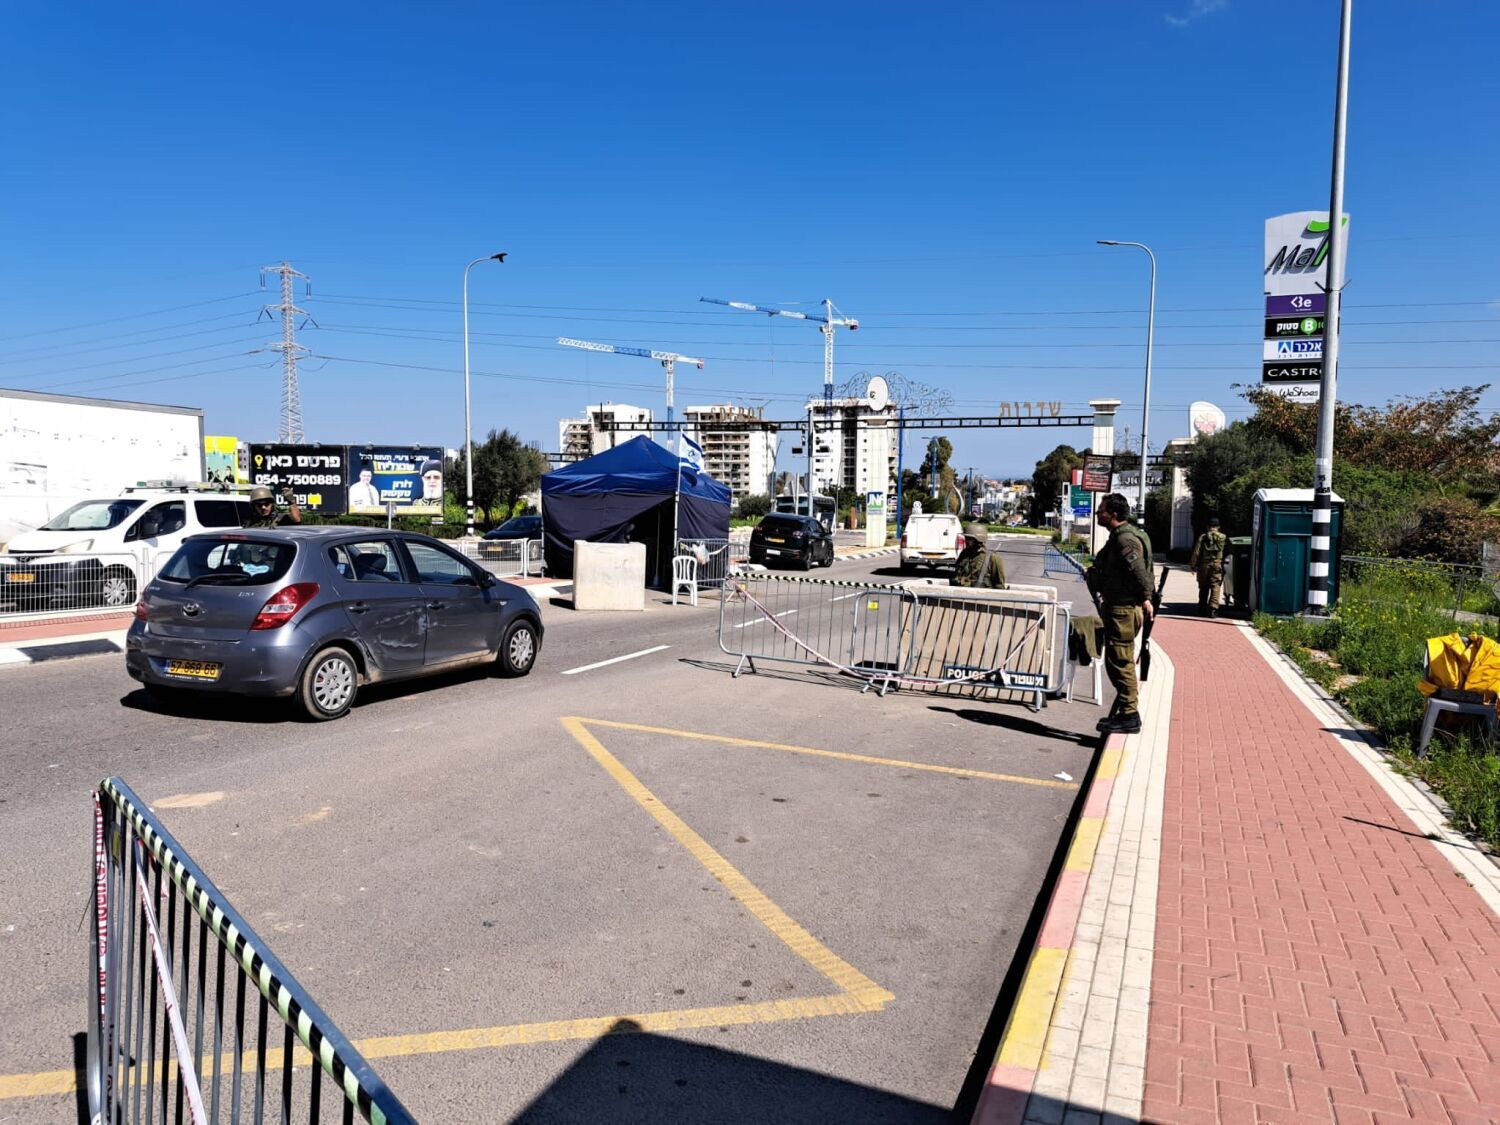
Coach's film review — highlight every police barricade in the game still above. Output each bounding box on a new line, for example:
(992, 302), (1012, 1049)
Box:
(458, 537), (543, 578)
(719, 573), (1072, 708)
(0, 549), (167, 622)
(676, 537), (750, 591)
(89, 777), (414, 1125)
(898, 580), (1071, 712)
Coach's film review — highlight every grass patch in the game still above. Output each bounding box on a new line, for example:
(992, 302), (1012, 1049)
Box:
(1255, 576), (1500, 851)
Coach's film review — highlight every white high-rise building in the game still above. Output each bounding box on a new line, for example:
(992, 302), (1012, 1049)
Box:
(805, 396), (898, 496)
(681, 404), (779, 504)
(557, 402), (653, 461)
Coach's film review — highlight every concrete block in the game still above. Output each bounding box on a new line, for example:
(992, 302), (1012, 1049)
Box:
(573, 540), (646, 611)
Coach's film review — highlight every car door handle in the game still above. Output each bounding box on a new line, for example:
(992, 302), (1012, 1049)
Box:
(349, 602), (369, 614)
(427, 601), (446, 610)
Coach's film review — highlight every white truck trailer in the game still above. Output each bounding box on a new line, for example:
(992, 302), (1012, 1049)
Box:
(0, 388), (204, 545)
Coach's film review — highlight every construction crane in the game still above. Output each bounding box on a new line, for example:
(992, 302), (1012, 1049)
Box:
(556, 337), (705, 439)
(701, 297), (858, 498)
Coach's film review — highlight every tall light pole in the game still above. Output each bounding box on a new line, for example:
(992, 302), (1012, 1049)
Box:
(462, 252), (506, 538)
(1308, 0), (1352, 615)
(1097, 240), (1157, 529)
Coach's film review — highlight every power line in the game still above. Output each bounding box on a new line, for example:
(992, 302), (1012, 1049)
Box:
(0, 292), (259, 344)
(0, 316), (260, 366)
(10, 335), (267, 382)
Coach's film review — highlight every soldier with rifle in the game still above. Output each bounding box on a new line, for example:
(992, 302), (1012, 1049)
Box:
(1085, 493), (1155, 735)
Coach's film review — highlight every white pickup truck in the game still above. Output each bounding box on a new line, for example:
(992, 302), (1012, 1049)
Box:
(899, 512), (967, 572)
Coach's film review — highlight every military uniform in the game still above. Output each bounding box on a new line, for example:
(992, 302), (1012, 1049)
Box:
(1086, 522), (1154, 720)
(242, 509), (296, 530)
(1189, 527), (1228, 615)
(952, 523), (1006, 589)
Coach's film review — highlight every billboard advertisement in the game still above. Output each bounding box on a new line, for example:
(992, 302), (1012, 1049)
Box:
(248, 444), (347, 515)
(347, 447), (445, 516)
(1263, 211), (1349, 297)
(1081, 456), (1112, 492)
(1263, 211), (1347, 403)
(204, 436), (242, 485)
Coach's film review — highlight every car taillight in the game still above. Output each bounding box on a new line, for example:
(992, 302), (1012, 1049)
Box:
(956, 535), (966, 552)
(790, 531), (805, 540)
(900, 534), (907, 548)
(133, 599), (148, 622)
(251, 583), (319, 630)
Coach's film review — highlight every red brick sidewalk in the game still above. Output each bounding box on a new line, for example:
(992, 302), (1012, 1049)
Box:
(1146, 616), (1500, 1123)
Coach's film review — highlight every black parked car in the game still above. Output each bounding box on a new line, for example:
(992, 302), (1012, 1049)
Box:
(483, 515), (543, 541)
(748, 514), (834, 570)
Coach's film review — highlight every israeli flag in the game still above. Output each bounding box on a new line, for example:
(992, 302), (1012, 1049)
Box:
(680, 431), (705, 472)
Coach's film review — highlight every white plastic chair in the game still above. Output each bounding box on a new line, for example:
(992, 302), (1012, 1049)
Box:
(671, 555), (699, 606)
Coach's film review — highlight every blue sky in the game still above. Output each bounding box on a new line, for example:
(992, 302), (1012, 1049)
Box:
(1, 1), (1495, 477)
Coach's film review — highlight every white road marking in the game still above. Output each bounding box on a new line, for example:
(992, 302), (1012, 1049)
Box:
(560, 645), (671, 675)
(733, 608), (798, 630)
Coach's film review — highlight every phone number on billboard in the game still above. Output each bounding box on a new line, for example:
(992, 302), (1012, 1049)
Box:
(256, 473), (345, 486)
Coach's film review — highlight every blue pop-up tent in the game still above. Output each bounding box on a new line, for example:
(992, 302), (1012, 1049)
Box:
(541, 436), (732, 583)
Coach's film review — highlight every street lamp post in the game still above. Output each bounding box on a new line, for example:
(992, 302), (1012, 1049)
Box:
(462, 252), (506, 538)
(1097, 240), (1157, 529)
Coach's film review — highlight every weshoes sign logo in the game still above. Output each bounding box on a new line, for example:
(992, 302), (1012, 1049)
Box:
(1263, 211), (1350, 297)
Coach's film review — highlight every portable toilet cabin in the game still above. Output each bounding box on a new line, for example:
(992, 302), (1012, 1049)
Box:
(1249, 488), (1345, 616)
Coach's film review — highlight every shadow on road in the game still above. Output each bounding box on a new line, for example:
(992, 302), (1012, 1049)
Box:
(928, 705), (1097, 747)
(510, 1019), (949, 1125)
(678, 658), (872, 693)
(117, 665), (496, 723)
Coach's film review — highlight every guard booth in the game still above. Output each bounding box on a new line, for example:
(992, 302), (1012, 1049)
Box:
(1249, 488), (1344, 616)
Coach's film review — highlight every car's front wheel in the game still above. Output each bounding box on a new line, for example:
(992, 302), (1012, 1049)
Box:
(298, 647), (358, 721)
(497, 619), (539, 677)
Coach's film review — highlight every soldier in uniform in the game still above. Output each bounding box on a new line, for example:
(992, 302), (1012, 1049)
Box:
(1189, 516), (1228, 617)
(1085, 493), (1154, 734)
(243, 485), (302, 529)
(951, 522), (1006, 589)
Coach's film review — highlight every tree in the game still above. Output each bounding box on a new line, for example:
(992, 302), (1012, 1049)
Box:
(451, 429), (548, 525)
(737, 493), (773, 519)
(1029, 444), (1083, 526)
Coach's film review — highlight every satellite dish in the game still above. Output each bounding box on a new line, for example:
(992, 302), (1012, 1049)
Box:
(867, 375), (890, 413)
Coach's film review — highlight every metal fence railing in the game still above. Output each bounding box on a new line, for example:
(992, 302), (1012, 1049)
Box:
(89, 777), (414, 1125)
(0, 548), (167, 622)
(456, 537), (544, 578)
(676, 537), (750, 591)
(1340, 554), (1500, 621)
(719, 573), (1073, 709)
(1042, 544), (1089, 580)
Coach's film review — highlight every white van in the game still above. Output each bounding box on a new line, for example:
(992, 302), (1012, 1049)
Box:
(900, 512), (966, 571)
(0, 489), (251, 612)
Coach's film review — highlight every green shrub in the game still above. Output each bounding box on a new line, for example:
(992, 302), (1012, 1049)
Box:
(1397, 737), (1500, 844)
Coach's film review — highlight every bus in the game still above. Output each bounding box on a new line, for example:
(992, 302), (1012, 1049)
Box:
(774, 493), (836, 532)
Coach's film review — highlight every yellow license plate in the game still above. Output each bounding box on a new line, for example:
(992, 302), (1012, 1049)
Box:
(166, 660), (221, 680)
(767, 537), (785, 544)
(5, 572), (37, 583)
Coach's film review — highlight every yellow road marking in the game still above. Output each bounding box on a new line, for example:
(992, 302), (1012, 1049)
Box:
(4, 718), (921, 1100)
(995, 946), (1068, 1070)
(1096, 746), (1123, 780)
(1064, 817), (1104, 872)
(562, 717), (894, 1004)
(575, 717), (1079, 790)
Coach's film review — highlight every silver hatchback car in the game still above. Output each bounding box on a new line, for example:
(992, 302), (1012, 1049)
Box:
(126, 527), (543, 720)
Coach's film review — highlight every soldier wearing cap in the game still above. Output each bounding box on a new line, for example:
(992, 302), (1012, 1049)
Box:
(1189, 516), (1228, 618)
(952, 522), (1006, 589)
(243, 485), (302, 529)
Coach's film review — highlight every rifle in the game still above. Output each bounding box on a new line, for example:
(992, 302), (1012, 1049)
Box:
(1139, 564), (1169, 682)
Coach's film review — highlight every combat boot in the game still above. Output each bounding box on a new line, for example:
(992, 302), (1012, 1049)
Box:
(1102, 711), (1142, 734)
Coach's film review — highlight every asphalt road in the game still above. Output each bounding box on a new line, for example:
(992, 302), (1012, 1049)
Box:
(0, 538), (1105, 1124)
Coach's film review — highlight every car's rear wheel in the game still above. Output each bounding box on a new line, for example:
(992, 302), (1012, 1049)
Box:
(298, 647), (358, 721)
(497, 619), (539, 677)
(100, 567), (136, 609)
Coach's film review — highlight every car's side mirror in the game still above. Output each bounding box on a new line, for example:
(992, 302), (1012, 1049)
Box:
(138, 517), (160, 539)
(478, 571), (498, 589)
